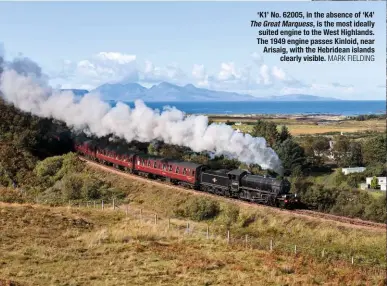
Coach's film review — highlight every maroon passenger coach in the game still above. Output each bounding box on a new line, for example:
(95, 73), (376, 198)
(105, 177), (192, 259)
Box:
(74, 138), (203, 188)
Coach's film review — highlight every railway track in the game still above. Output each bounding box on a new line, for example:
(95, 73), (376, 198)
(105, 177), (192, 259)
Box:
(294, 209), (386, 230)
(80, 156), (386, 232)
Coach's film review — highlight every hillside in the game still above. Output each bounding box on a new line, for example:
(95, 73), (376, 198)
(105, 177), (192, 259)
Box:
(0, 202), (385, 285)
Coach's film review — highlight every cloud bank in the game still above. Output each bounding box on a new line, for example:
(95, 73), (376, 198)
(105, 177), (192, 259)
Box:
(48, 50), (359, 99)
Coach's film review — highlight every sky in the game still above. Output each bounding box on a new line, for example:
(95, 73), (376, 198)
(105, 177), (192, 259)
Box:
(0, 1), (386, 100)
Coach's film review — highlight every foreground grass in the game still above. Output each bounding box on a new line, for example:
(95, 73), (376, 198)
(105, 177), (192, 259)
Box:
(87, 167), (386, 267)
(0, 203), (385, 286)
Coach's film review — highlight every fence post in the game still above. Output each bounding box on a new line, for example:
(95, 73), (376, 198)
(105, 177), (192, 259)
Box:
(140, 209), (142, 221)
(270, 239), (273, 251)
(154, 214), (158, 224)
(351, 256), (354, 265)
(227, 230), (230, 244)
(245, 234), (248, 248)
(321, 249), (325, 258)
(294, 245), (297, 254)
(125, 205), (128, 216)
(186, 222), (190, 234)
(112, 199), (115, 210)
(206, 225), (209, 239)
(68, 200), (71, 208)
(102, 200), (104, 210)
(93, 201), (96, 208)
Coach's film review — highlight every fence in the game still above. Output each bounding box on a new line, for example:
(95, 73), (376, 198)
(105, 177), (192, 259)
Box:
(68, 199), (386, 274)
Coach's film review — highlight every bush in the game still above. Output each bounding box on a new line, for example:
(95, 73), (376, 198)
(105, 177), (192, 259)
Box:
(35, 156), (63, 178)
(0, 187), (26, 203)
(174, 197), (220, 221)
(61, 174), (84, 200)
(219, 204), (240, 228)
(334, 169), (346, 186)
(81, 176), (103, 199)
(34, 152), (84, 188)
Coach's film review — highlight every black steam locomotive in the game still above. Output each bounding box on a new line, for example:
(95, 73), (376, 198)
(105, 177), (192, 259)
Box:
(200, 168), (297, 207)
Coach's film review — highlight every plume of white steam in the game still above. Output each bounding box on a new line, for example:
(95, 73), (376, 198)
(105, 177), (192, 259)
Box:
(0, 57), (284, 175)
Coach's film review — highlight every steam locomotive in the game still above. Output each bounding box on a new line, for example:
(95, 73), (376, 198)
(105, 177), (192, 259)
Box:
(73, 136), (299, 208)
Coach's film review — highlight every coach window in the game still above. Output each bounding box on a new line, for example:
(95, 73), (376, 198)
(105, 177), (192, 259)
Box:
(176, 167), (179, 173)
(183, 168), (186, 175)
(154, 162), (157, 168)
(148, 161), (151, 167)
(169, 165), (172, 171)
(163, 164), (166, 171)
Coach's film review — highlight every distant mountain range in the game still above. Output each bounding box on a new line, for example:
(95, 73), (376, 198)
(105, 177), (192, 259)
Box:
(60, 82), (341, 102)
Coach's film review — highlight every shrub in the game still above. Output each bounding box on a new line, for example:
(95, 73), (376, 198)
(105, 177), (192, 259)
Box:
(219, 204), (240, 228)
(61, 174), (83, 200)
(0, 187), (25, 203)
(35, 156), (63, 178)
(174, 197), (220, 221)
(81, 176), (103, 199)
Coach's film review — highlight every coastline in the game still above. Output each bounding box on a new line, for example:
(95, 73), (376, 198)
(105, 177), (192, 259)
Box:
(204, 114), (348, 121)
(114, 100), (386, 117)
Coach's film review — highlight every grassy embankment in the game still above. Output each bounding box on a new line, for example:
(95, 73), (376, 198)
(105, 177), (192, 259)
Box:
(0, 200), (385, 286)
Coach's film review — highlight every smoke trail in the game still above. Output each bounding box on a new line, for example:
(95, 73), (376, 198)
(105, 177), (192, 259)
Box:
(0, 57), (284, 174)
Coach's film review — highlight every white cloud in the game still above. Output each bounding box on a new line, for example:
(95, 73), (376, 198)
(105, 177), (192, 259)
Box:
(192, 64), (209, 88)
(281, 83), (355, 97)
(217, 62), (240, 81)
(95, 52), (136, 64)
(271, 66), (286, 81)
(142, 61), (186, 84)
(192, 64), (206, 80)
(251, 52), (263, 65)
(259, 64), (271, 85)
(50, 52), (139, 89)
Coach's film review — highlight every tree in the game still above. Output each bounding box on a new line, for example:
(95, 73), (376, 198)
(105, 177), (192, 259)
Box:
(252, 120), (279, 146)
(274, 139), (306, 176)
(299, 136), (315, 164)
(362, 135), (386, 166)
(332, 135), (350, 166)
(313, 137), (330, 157)
(278, 125), (291, 143)
(147, 142), (158, 155)
(345, 142), (363, 167)
(159, 144), (187, 159)
(311, 136), (330, 166)
(370, 176), (378, 189)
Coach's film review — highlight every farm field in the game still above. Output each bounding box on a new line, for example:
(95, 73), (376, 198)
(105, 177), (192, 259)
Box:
(209, 116), (386, 136)
(0, 202), (385, 286)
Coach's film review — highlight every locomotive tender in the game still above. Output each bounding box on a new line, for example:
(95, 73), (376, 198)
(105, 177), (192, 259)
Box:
(74, 136), (299, 208)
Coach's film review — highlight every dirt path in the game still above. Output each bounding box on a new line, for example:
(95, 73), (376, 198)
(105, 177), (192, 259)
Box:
(82, 157), (386, 233)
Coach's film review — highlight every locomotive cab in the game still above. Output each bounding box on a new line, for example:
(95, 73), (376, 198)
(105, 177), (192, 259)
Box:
(227, 169), (248, 193)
